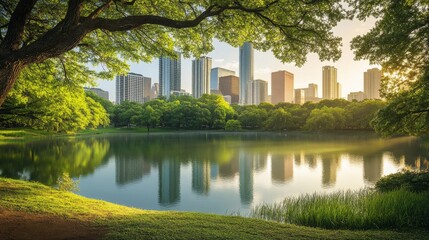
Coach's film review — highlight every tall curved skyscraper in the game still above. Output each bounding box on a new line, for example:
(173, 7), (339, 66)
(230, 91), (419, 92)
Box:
(239, 42), (254, 105)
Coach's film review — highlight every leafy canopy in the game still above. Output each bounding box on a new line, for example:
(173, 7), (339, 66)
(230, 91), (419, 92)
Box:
(348, 0), (429, 136)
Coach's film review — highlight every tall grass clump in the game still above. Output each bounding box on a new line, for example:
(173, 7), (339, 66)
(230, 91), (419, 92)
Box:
(250, 189), (429, 229)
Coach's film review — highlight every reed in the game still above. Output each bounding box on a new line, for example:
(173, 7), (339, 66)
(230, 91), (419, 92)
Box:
(250, 189), (429, 229)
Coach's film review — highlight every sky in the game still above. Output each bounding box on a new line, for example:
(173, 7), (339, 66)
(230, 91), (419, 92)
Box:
(97, 18), (379, 102)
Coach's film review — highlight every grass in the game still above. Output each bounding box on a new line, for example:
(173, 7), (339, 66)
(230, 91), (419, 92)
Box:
(1, 178), (429, 239)
(251, 189), (429, 230)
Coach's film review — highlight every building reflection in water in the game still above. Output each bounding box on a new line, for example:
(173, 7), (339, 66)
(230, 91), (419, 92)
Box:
(321, 154), (340, 187)
(115, 157), (151, 185)
(253, 153), (267, 172)
(218, 158), (238, 179)
(210, 162), (219, 180)
(304, 154), (317, 169)
(239, 150), (253, 205)
(192, 160), (210, 195)
(363, 153), (383, 183)
(271, 154), (294, 183)
(158, 159), (180, 206)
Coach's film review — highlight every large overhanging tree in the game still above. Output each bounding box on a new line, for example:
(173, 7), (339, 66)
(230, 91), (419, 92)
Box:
(348, 0), (429, 136)
(0, 0), (347, 107)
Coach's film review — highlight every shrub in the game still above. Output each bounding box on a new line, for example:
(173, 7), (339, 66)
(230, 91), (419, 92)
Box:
(375, 170), (429, 193)
(56, 172), (79, 192)
(225, 120), (242, 131)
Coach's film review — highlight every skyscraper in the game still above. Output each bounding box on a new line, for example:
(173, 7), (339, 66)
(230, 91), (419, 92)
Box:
(219, 75), (239, 104)
(322, 66), (338, 99)
(151, 83), (159, 99)
(252, 79), (268, 105)
(210, 67), (235, 91)
(192, 56), (212, 98)
(364, 68), (382, 99)
(294, 89), (305, 105)
(271, 70), (294, 104)
(116, 72), (151, 104)
(239, 42), (254, 105)
(159, 53), (181, 97)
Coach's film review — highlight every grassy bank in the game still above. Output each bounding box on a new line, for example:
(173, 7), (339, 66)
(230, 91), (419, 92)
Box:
(251, 189), (429, 230)
(1, 178), (428, 240)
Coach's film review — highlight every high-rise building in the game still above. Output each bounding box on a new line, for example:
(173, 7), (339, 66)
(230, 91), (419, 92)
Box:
(210, 67), (235, 90)
(239, 42), (254, 105)
(219, 75), (239, 104)
(347, 91), (365, 101)
(294, 89), (305, 105)
(84, 87), (109, 101)
(159, 53), (181, 97)
(192, 56), (212, 98)
(271, 70), (294, 104)
(364, 68), (382, 99)
(151, 83), (159, 99)
(322, 66), (338, 99)
(116, 72), (151, 104)
(306, 83), (318, 98)
(252, 79), (268, 105)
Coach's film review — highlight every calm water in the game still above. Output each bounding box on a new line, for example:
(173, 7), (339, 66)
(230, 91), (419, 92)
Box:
(1, 132), (428, 214)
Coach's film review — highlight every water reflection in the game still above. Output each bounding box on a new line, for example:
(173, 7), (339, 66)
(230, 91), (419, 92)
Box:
(1, 133), (429, 213)
(159, 159), (180, 205)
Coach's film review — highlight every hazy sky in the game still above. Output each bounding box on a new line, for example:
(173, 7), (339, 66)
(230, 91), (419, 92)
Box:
(97, 18), (379, 102)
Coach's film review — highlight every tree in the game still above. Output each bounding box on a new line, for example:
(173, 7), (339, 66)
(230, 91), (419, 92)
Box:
(348, 0), (429, 136)
(0, 0), (347, 107)
(304, 106), (346, 130)
(0, 65), (109, 132)
(264, 108), (293, 131)
(139, 105), (160, 132)
(238, 107), (267, 129)
(225, 120), (242, 131)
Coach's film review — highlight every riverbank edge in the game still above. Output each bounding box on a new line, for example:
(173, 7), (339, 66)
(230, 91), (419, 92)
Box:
(1, 178), (428, 240)
(0, 127), (377, 142)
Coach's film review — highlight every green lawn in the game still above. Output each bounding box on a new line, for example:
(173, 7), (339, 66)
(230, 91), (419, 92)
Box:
(1, 178), (428, 240)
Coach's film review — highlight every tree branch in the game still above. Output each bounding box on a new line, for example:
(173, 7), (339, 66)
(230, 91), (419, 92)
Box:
(87, 0), (114, 19)
(0, 0), (38, 51)
(62, 0), (84, 30)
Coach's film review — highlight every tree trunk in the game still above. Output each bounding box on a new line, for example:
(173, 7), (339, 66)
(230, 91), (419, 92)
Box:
(0, 60), (24, 107)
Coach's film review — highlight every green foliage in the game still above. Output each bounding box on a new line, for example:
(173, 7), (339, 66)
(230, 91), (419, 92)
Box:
(56, 172), (79, 192)
(0, 65), (109, 133)
(348, 0), (429, 136)
(251, 189), (429, 230)
(264, 108), (293, 131)
(225, 120), (242, 131)
(375, 170), (429, 193)
(304, 106), (346, 130)
(238, 107), (267, 129)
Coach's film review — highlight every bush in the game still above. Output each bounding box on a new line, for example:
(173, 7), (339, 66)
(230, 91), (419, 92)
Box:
(225, 120), (242, 131)
(375, 170), (429, 193)
(56, 172), (79, 192)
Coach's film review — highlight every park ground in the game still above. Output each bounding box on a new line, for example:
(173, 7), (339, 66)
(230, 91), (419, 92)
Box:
(1, 178), (429, 240)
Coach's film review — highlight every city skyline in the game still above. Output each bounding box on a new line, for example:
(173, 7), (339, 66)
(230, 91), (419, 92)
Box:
(98, 19), (380, 102)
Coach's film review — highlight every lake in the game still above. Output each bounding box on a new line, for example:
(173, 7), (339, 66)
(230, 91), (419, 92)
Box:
(0, 131), (427, 215)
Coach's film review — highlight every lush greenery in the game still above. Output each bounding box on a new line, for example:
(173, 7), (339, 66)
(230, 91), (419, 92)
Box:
(109, 97), (385, 132)
(1, 178), (428, 240)
(0, 68), (110, 133)
(251, 170), (429, 230)
(349, 1), (429, 136)
(0, 0), (348, 107)
(251, 189), (429, 230)
(375, 170), (429, 193)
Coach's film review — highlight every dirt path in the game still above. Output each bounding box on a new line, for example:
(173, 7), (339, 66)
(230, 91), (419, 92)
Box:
(0, 208), (106, 240)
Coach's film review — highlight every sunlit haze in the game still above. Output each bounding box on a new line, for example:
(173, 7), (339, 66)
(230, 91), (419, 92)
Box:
(97, 18), (379, 102)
